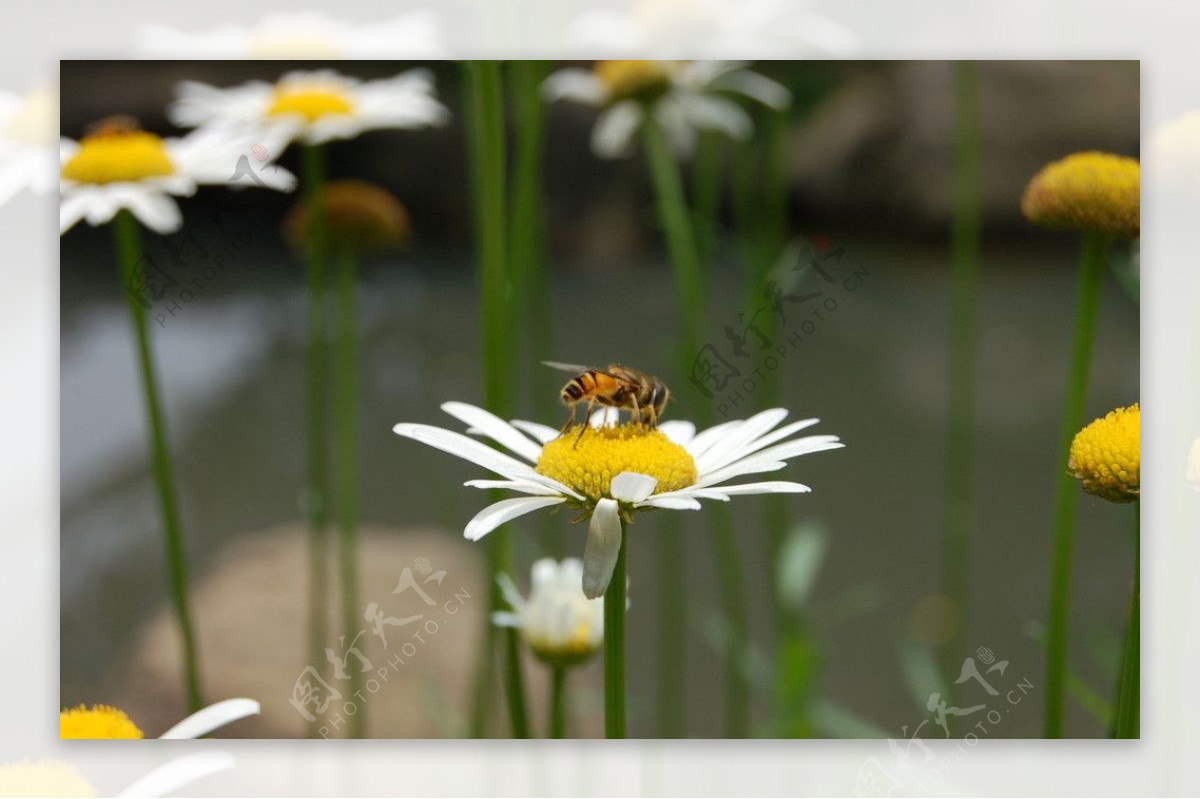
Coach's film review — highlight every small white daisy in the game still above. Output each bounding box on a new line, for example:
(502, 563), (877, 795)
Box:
(0, 84), (58, 207)
(564, 0), (858, 58)
(494, 557), (606, 667)
(138, 11), (445, 59)
(168, 69), (449, 148)
(59, 118), (296, 235)
(59, 698), (260, 739)
(393, 403), (842, 598)
(542, 60), (791, 159)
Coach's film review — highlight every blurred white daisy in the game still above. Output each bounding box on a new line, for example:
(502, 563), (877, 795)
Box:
(542, 60), (790, 159)
(564, 0), (858, 58)
(1, 753), (237, 798)
(59, 698), (260, 739)
(169, 69), (449, 148)
(138, 11), (445, 59)
(494, 557), (606, 666)
(59, 117), (295, 235)
(0, 84), (57, 207)
(393, 402), (842, 598)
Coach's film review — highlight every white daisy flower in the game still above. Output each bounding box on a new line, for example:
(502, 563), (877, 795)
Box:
(1, 752), (237, 798)
(168, 69), (449, 148)
(494, 557), (606, 666)
(59, 117), (296, 235)
(393, 402), (842, 598)
(564, 0), (858, 58)
(138, 11), (445, 59)
(0, 84), (58, 207)
(59, 698), (260, 739)
(542, 60), (791, 159)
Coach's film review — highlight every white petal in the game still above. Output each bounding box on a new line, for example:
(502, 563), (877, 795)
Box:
(637, 496), (703, 511)
(583, 498), (622, 599)
(698, 415), (820, 473)
(159, 698), (260, 739)
(496, 571), (526, 612)
(59, 193), (90, 234)
(611, 471), (657, 503)
(645, 486), (731, 503)
(654, 96), (698, 156)
(124, 188), (184, 234)
(491, 611), (521, 628)
(686, 419), (744, 459)
(697, 436), (843, 488)
(442, 401), (544, 462)
(706, 481), (811, 495)
(542, 68), (607, 105)
(657, 420), (696, 446)
(591, 101), (643, 159)
(116, 752), (236, 798)
(530, 557), (560, 589)
(464, 496), (564, 541)
(510, 419), (560, 444)
(695, 460), (789, 489)
(677, 92), (754, 140)
(393, 422), (580, 497)
(711, 70), (792, 109)
(696, 408), (789, 472)
(463, 479), (562, 496)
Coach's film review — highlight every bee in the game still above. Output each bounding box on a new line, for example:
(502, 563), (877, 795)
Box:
(544, 361), (670, 447)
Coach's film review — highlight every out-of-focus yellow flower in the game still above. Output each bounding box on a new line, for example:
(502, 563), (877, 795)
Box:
(593, 60), (678, 103)
(1021, 151), (1140, 238)
(284, 179), (409, 255)
(1069, 404), (1140, 503)
(59, 705), (144, 739)
(0, 759), (97, 798)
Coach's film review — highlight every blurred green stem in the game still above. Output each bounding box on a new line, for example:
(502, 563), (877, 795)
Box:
(1045, 230), (1109, 738)
(1113, 502), (1140, 737)
(549, 666), (567, 739)
(694, 132), (722, 267)
(941, 60), (981, 701)
(605, 520), (628, 738)
(334, 244), (363, 738)
(644, 116), (749, 737)
(112, 209), (203, 712)
(301, 143), (330, 735)
(465, 60), (530, 739)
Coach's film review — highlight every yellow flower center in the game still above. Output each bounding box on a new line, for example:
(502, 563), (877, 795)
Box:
(1068, 403), (1140, 504)
(536, 424), (697, 504)
(0, 759), (98, 798)
(1021, 151), (1140, 238)
(3, 86), (58, 145)
(267, 85), (354, 123)
(593, 60), (677, 103)
(60, 121), (175, 185)
(60, 705), (144, 739)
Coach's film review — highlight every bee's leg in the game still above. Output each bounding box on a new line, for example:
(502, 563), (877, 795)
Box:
(646, 404), (658, 428)
(559, 403), (577, 436)
(573, 398), (597, 449)
(630, 395), (642, 428)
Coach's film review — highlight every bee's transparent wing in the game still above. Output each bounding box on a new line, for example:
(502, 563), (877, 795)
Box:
(543, 360), (598, 374)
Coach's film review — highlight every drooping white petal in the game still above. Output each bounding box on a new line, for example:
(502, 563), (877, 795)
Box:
(117, 752), (236, 798)
(591, 101), (643, 159)
(711, 70), (792, 110)
(393, 422), (579, 496)
(442, 401), (544, 462)
(583, 498), (622, 599)
(510, 419), (560, 444)
(611, 471), (658, 503)
(463, 479), (563, 496)
(542, 68), (607, 105)
(464, 496), (565, 541)
(159, 698), (260, 739)
(122, 185), (185, 234)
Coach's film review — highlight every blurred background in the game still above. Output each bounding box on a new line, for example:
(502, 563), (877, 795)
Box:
(59, 60), (1138, 740)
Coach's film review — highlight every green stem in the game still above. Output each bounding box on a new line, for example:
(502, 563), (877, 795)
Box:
(941, 60), (981, 700)
(549, 666), (567, 739)
(334, 244), (363, 738)
(112, 210), (203, 712)
(465, 60), (530, 739)
(301, 143), (330, 735)
(1044, 230), (1109, 737)
(657, 514), (686, 738)
(713, 504), (749, 737)
(605, 520), (628, 738)
(694, 131), (722, 269)
(1113, 501), (1140, 737)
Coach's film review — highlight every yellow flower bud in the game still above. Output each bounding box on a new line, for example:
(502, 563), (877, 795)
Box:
(1021, 151), (1140, 238)
(284, 179), (409, 256)
(1068, 404), (1140, 503)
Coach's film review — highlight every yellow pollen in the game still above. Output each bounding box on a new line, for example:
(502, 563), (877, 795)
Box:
(536, 424), (697, 503)
(593, 60), (677, 103)
(267, 86), (354, 123)
(59, 705), (144, 739)
(1068, 404), (1140, 504)
(1021, 151), (1140, 238)
(60, 126), (175, 185)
